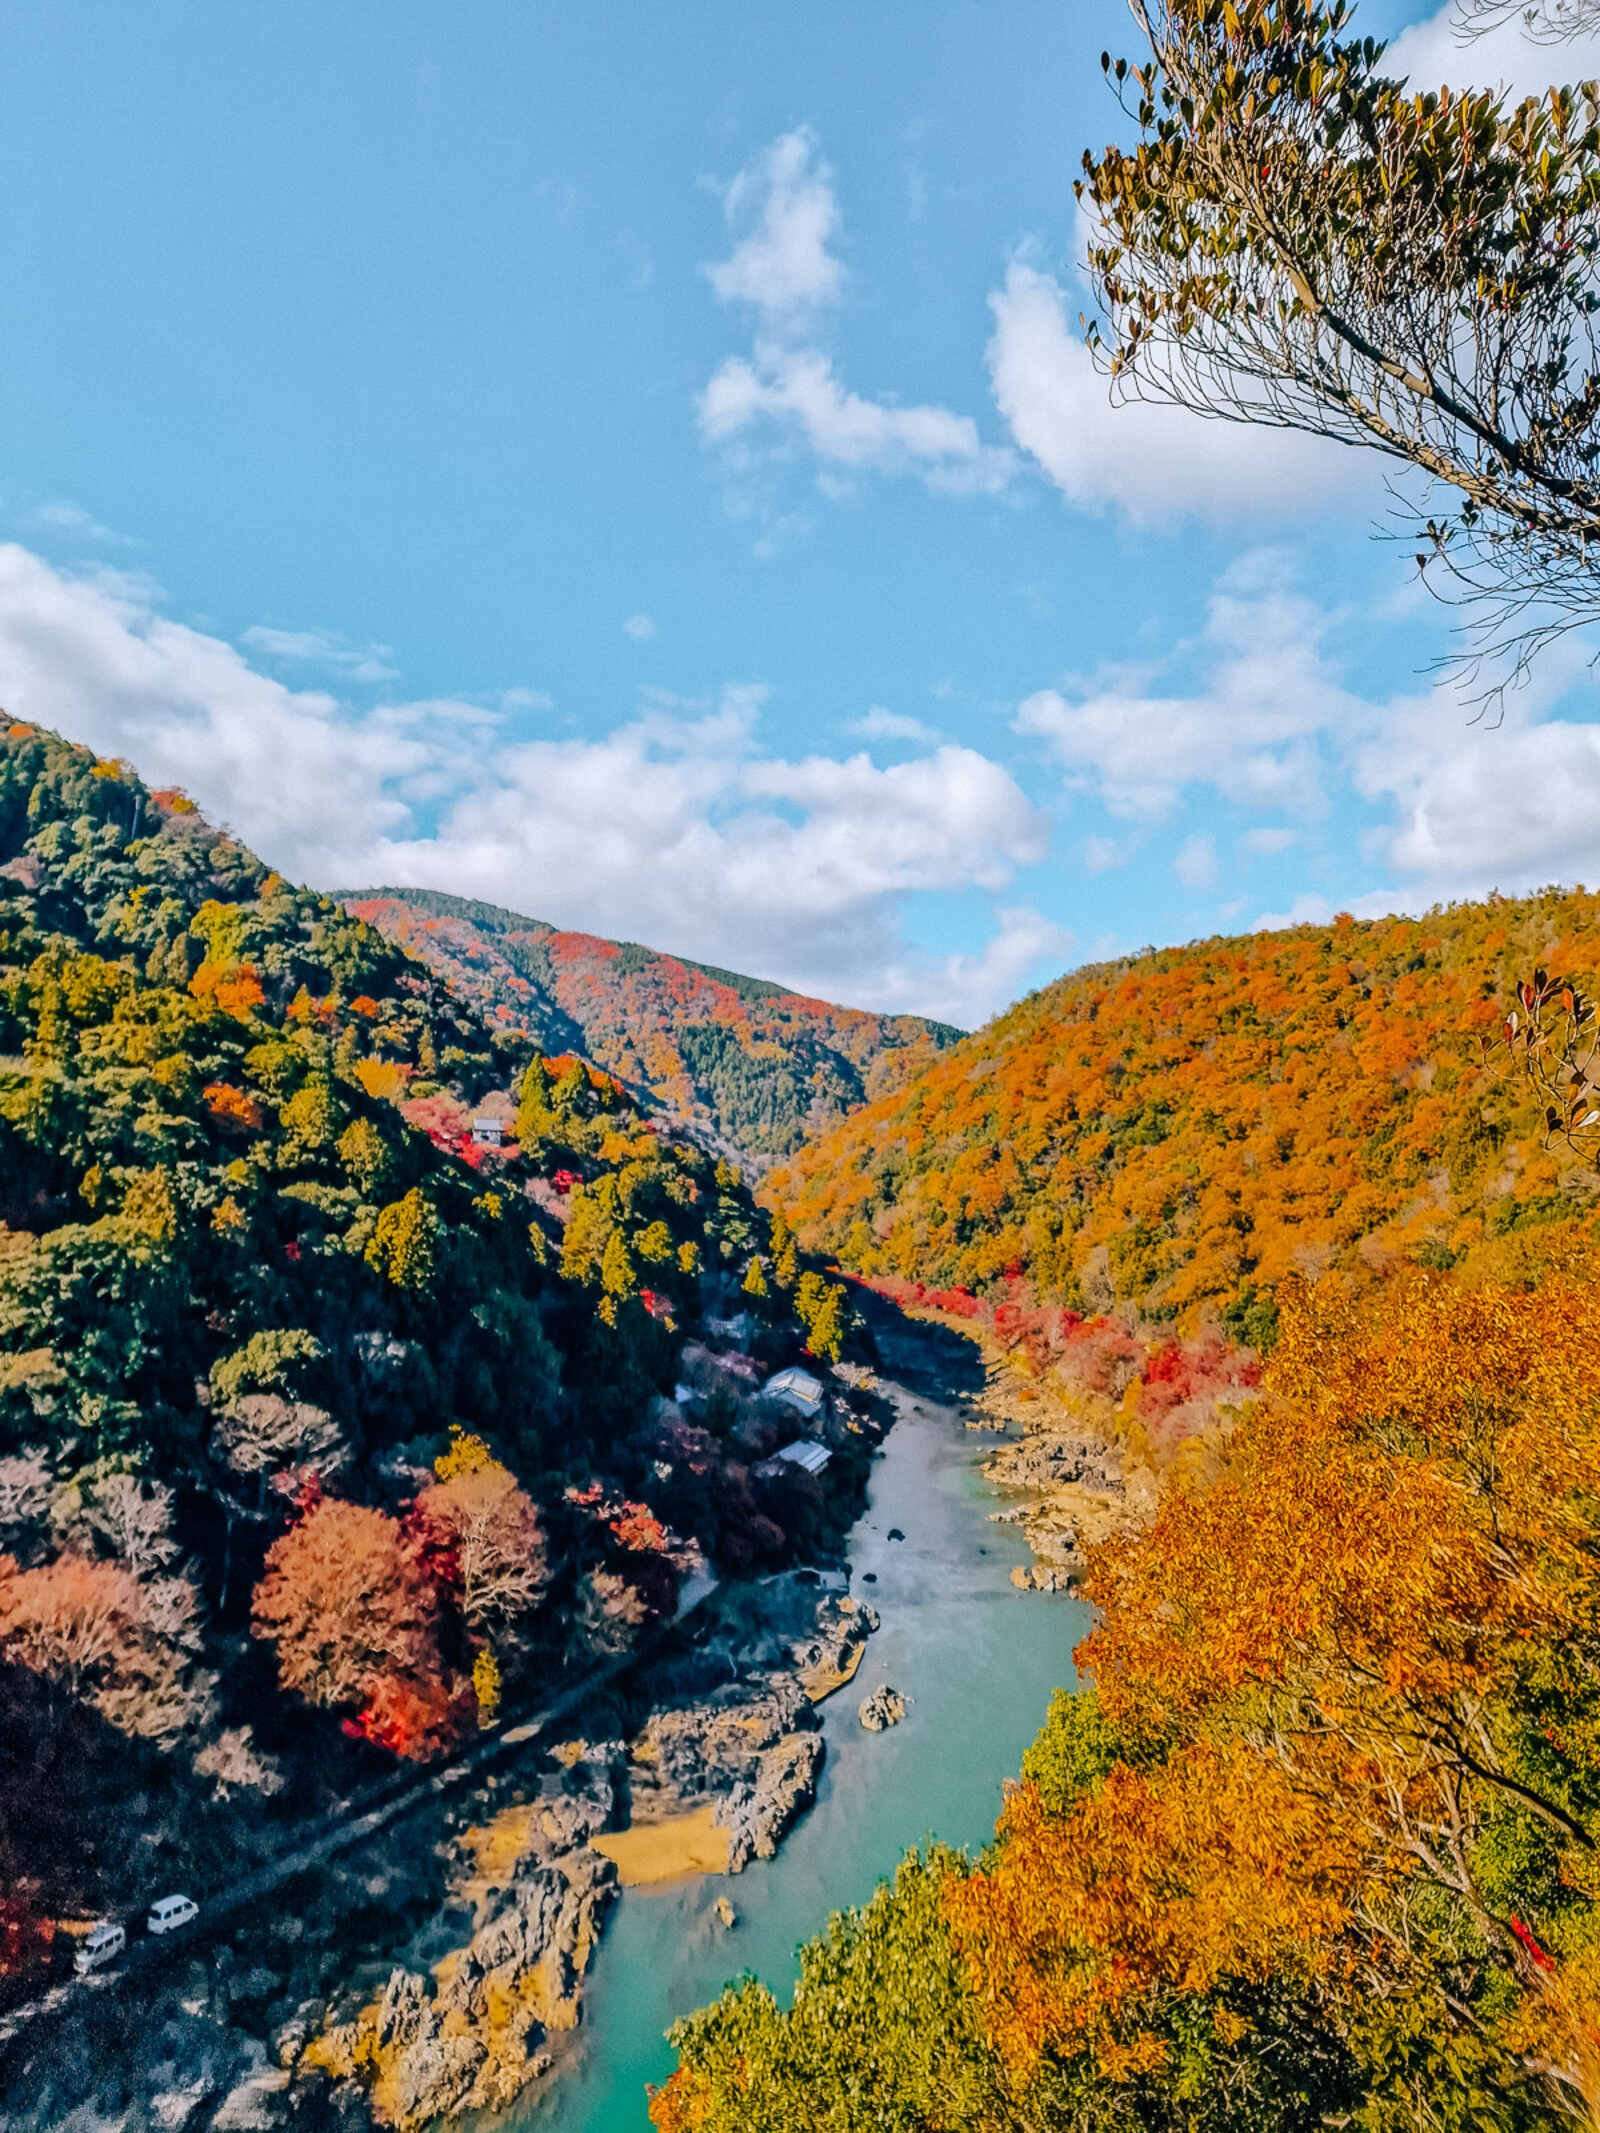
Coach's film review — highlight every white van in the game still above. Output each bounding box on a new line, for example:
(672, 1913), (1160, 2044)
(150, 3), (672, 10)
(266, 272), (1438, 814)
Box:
(147, 1893), (199, 1936)
(74, 1921), (126, 1976)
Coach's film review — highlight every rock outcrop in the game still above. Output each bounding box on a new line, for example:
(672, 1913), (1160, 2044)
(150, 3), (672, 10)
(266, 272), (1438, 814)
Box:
(305, 1761), (621, 2129)
(857, 1684), (907, 1732)
(716, 1731), (825, 1871)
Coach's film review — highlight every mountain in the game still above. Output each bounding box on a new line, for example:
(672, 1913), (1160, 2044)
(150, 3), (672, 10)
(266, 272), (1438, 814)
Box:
(660, 894), (1600, 2131)
(342, 887), (959, 1169)
(0, 720), (853, 1946)
(768, 888), (1600, 1339)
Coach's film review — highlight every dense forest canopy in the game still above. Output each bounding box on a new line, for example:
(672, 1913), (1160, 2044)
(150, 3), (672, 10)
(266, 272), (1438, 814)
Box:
(344, 887), (959, 1169)
(770, 890), (1600, 1339)
(0, 721), (851, 1943)
(657, 1228), (1600, 2130)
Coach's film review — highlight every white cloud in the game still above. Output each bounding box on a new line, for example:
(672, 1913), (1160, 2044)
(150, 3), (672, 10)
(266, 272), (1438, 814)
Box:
(850, 705), (938, 745)
(1082, 832), (1126, 873)
(985, 257), (1367, 523)
(701, 343), (1015, 492)
(873, 904), (1073, 1027)
(1015, 550), (1349, 819)
(240, 624), (400, 685)
(1387, 1), (1600, 100)
(0, 543), (1048, 1021)
(1346, 648), (1600, 894)
(1241, 825), (1298, 857)
(622, 612), (657, 642)
(1013, 545), (1600, 929)
(31, 500), (132, 547)
(1174, 831), (1219, 891)
(706, 128), (844, 330)
(700, 131), (1015, 502)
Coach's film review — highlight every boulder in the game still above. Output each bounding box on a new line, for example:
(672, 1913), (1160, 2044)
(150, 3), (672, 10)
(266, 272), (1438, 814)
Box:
(858, 1685), (908, 1732)
(207, 2067), (291, 2132)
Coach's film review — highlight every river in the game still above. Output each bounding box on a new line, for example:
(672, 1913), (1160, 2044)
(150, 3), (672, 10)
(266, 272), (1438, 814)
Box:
(516, 1343), (1090, 2131)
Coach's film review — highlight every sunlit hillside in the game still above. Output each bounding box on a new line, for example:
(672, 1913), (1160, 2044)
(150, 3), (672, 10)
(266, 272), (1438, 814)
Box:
(346, 888), (959, 1169)
(770, 890), (1600, 1338)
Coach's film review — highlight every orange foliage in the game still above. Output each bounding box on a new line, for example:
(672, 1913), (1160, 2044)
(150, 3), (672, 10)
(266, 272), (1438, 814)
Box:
(773, 888), (1600, 1329)
(947, 1743), (1355, 2070)
(252, 1499), (441, 1720)
(203, 1083), (264, 1132)
(354, 1057), (408, 1102)
(189, 960), (266, 1020)
(942, 1241), (1600, 2102)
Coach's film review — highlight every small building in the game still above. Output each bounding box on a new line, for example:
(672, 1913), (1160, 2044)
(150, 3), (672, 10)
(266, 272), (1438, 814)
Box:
(471, 1113), (508, 1147)
(774, 1438), (832, 1477)
(706, 1311), (755, 1348)
(763, 1366), (826, 1422)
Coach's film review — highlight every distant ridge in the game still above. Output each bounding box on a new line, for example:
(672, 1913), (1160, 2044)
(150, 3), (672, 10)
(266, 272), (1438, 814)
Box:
(344, 886), (961, 1168)
(769, 886), (1600, 1331)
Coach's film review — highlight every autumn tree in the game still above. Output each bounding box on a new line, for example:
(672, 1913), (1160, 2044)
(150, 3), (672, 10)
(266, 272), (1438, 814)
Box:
(58, 1471), (182, 1579)
(412, 1456), (549, 1636)
(215, 1394), (348, 1509)
(574, 1566), (650, 1658)
(251, 1498), (439, 1713)
(0, 1451), (53, 1562)
(0, 1550), (211, 1744)
(364, 1187), (442, 1294)
(1082, 0), (1600, 686)
(794, 1271), (848, 1362)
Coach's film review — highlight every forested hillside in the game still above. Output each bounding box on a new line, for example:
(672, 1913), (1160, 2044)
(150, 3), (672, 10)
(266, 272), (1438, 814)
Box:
(0, 722), (851, 1961)
(659, 890), (1600, 2128)
(771, 892), (1600, 1339)
(657, 1228), (1600, 2131)
(345, 887), (957, 1168)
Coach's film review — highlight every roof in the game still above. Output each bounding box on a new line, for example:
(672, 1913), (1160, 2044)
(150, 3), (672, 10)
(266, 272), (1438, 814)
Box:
(764, 1366), (826, 1413)
(774, 1439), (832, 1476)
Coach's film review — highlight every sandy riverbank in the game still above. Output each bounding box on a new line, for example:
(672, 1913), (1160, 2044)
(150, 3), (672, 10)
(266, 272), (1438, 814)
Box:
(592, 1805), (732, 1886)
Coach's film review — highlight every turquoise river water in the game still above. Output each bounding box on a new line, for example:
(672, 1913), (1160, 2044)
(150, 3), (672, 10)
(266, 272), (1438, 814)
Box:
(514, 1369), (1089, 2131)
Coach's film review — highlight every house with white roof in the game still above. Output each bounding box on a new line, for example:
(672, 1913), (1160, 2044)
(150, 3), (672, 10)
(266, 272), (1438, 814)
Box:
(763, 1366), (826, 1423)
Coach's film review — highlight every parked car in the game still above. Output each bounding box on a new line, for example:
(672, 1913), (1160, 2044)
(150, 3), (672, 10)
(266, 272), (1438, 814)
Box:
(146, 1893), (199, 1936)
(74, 1921), (126, 1976)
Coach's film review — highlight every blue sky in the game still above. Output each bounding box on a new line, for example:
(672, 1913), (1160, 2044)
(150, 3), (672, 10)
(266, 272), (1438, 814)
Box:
(2, 0), (1598, 1023)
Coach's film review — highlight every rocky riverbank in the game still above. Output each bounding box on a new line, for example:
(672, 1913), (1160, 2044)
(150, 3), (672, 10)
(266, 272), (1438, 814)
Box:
(965, 1371), (1148, 1591)
(0, 1347), (942, 2133)
(294, 1579), (876, 2126)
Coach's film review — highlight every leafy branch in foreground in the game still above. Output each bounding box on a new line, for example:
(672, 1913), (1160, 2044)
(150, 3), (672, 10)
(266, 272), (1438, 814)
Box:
(1500, 966), (1600, 1163)
(1081, 0), (1600, 697)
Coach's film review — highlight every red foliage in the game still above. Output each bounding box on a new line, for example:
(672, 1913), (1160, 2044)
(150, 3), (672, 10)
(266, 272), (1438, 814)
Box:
(0, 1893), (54, 1982)
(609, 1502), (670, 1554)
(402, 1500), (462, 1598)
(342, 1671), (468, 1761)
(1511, 1913), (1557, 1973)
